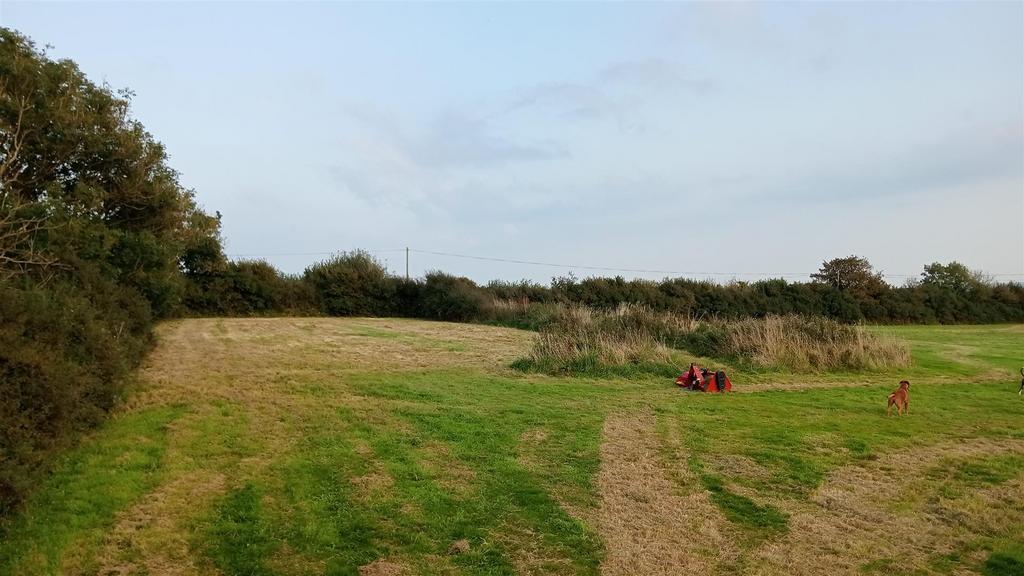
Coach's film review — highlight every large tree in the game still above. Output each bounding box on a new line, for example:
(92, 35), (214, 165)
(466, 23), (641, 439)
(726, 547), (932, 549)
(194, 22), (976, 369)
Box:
(811, 255), (887, 297)
(0, 27), (218, 312)
(0, 28), (223, 513)
(920, 262), (983, 296)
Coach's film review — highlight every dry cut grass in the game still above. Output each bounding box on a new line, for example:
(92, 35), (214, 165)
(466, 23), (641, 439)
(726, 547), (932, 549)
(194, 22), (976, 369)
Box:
(597, 413), (737, 575)
(750, 438), (1024, 575)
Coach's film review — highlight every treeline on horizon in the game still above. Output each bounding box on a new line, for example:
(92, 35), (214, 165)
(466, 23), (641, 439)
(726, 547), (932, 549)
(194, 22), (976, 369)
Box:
(184, 251), (1024, 327)
(1, 26), (1022, 517)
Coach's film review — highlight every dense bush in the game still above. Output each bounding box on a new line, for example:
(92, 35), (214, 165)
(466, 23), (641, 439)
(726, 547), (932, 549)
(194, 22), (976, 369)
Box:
(303, 251), (395, 317)
(0, 281), (153, 513)
(180, 247), (1024, 328)
(415, 272), (489, 321)
(184, 259), (316, 316)
(0, 29), (222, 515)
(506, 271), (1024, 326)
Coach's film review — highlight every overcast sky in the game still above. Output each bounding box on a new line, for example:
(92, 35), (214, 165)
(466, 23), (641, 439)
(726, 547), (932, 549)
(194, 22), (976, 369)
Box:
(3, 1), (1022, 284)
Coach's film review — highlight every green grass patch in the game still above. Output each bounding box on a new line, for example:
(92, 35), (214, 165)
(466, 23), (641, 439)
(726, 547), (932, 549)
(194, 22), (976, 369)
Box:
(204, 483), (277, 576)
(214, 366), (614, 575)
(511, 355), (681, 379)
(350, 325), (402, 339)
(859, 557), (897, 574)
(663, 382), (1024, 502)
(867, 324), (1024, 378)
(927, 454), (1024, 491)
(984, 541), (1024, 576)
(341, 369), (609, 574)
(687, 458), (788, 537)
(0, 405), (184, 574)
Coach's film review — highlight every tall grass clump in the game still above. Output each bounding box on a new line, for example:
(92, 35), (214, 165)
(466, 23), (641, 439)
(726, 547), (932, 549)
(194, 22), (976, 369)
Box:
(514, 305), (911, 376)
(479, 297), (562, 331)
(693, 314), (911, 372)
(511, 304), (686, 377)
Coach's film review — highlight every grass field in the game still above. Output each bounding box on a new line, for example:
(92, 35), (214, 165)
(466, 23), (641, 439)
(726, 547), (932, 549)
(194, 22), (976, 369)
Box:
(0, 318), (1022, 576)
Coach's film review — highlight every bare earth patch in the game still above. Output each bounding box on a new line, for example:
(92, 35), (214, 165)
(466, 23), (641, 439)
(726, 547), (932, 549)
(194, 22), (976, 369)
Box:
(350, 471), (396, 500)
(498, 522), (574, 576)
(596, 412), (736, 576)
(419, 441), (476, 495)
(358, 558), (408, 576)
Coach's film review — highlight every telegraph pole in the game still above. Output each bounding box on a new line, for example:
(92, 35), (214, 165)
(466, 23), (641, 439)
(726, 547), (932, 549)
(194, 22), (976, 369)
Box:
(405, 247), (409, 280)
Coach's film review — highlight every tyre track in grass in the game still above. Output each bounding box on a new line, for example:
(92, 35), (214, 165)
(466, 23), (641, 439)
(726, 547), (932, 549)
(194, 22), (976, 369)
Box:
(597, 412), (736, 576)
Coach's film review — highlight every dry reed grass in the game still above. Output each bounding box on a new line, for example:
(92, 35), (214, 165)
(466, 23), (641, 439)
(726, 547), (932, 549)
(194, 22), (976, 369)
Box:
(517, 305), (680, 375)
(517, 304), (910, 374)
(715, 315), (911, 371)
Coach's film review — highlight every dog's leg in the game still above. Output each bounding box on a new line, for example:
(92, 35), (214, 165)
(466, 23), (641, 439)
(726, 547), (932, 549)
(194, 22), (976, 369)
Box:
(904, 398), (909, 415)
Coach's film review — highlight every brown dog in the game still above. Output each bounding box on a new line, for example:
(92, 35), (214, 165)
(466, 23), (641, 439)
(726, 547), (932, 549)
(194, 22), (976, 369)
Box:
(887, 380), (910, 416)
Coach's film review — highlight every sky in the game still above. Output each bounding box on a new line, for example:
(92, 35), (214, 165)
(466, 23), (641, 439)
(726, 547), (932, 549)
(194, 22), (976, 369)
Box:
(2, 1), (1022, 284)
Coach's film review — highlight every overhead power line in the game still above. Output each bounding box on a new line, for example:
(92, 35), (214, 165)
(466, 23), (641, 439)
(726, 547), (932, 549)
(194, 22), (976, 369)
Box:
(226, 248), (406, 258)
(224, 246), (1024, 280)
(410, 249), (814, 277)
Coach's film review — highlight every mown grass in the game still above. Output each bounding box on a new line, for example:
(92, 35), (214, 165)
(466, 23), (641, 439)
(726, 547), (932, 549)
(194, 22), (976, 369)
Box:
(190, 372), (610, 575)
(662, 383), (1024, 500)
(205, 483), (276, 576)
(657, 381), (1024, 572)
(0, 406), (183, 575)
(689, 460), (789, 537)
(867, 324), (1024, 377)
(984, 541), (1024, 576)
(0, 318), (1020, 575)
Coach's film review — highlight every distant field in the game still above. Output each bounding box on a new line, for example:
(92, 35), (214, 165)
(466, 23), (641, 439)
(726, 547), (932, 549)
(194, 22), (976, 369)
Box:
(1, 319), (1021, 575)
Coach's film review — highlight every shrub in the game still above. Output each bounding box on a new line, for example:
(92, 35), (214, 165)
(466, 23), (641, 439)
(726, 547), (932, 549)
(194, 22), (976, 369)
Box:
(0, 29), (220, 516)
(416, 272), (488, 322)
(0, 280), (152, 515)
(184, 260), (317, 316)
(303, 251), (393, 316)
(479, 297), (561, 331)
(513, 304), (681, 377)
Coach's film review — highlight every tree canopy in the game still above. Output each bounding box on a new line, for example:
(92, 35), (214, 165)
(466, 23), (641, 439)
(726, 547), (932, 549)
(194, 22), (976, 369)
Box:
(811, 255), (886, 297)
(0, 28), (223, 513)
